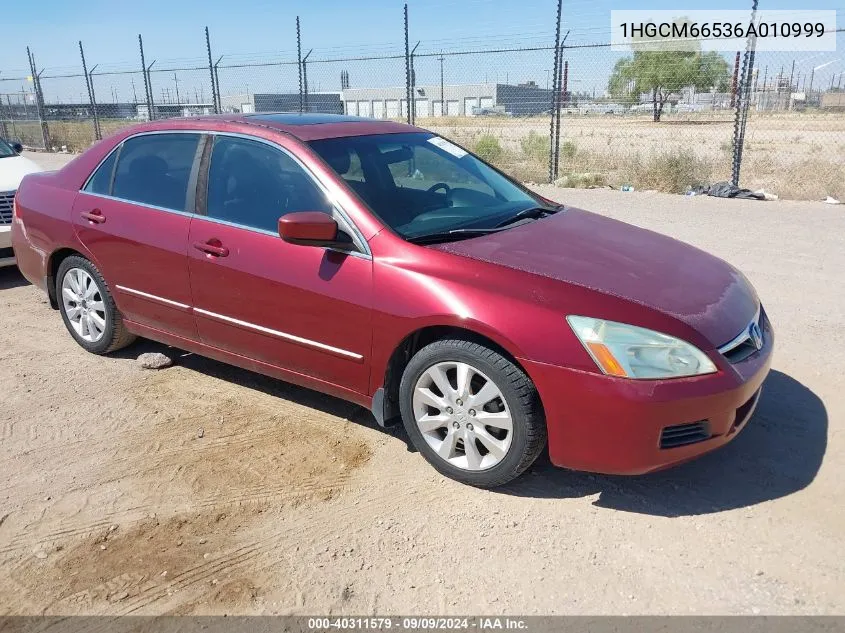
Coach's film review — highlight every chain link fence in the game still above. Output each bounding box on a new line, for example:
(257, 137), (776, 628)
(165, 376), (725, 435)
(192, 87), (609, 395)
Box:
(1, 23), (843, 200)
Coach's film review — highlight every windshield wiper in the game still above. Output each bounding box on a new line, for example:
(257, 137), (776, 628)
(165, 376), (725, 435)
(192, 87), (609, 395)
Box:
(406, 227), (507, 245)
(494, 205), (562, 228)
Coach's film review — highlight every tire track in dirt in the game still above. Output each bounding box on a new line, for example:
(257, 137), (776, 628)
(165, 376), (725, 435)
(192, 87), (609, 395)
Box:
(2, 354), (378, 613)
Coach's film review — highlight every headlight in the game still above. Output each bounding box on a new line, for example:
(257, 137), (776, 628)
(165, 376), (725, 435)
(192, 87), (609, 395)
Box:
(567, 316), (717, 379)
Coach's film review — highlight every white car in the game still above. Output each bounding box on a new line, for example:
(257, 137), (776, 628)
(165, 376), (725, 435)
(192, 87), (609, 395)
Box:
(1, 139), (43, 267)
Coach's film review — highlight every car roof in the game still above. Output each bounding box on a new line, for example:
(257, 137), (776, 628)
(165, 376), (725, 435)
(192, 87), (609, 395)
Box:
(150, 112), (423, 142)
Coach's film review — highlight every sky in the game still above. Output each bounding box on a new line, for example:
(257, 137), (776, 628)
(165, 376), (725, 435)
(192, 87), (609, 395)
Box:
(1, 0), (842, 104)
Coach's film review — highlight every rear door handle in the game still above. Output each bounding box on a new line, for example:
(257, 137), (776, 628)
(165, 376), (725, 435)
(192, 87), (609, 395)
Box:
(80, 209), (106, 224)
(193, 240), (229, 257)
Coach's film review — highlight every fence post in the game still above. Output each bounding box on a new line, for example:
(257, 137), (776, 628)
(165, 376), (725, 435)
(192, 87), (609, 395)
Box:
(205, 27), (218, 114)
(730, 51), (740, 109)
(139, 34), (153, 120)
(146, 60), (156, 118)
(553, 31), (569, 180)
(731, 0), (759, 187)
(410, 41), (420, 124)
(90, 65), (102, 141)
(214, 56), (223, 113)
(439, 51), (445, 117)
(297, 17), (303, 113)
(0, 89), (7, 139)
(404, 4), (411, 124)
(302, 49), (312, 113)
(547, 0), (563, 183)
(79, 43), (101, 142)
(26, 47), (50, 150)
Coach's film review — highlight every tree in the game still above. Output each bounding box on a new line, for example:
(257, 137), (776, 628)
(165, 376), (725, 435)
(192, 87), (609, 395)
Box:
(608, 51), (730, 121)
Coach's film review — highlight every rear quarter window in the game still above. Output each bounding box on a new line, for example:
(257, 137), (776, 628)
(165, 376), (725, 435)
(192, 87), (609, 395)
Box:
(83, 149), (119, 195)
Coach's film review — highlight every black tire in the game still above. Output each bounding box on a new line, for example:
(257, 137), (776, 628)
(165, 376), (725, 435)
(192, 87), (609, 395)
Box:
(56, 255), (136, 354)
(399, 338), (546, 488)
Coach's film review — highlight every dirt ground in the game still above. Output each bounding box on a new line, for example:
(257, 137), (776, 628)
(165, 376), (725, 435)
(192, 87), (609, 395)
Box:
(1, 153), (843, 615)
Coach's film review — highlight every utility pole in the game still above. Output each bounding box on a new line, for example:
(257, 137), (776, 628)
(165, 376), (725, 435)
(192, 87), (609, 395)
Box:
(173, 73), (180, 105)
(131, 78), (137, 103)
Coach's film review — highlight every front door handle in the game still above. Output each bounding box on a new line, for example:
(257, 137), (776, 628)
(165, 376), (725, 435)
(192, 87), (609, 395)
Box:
(80, 209), (106, 224)
(193, 240), (229, 257)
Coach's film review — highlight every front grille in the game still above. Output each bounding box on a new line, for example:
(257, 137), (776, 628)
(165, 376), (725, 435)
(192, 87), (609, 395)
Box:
(723, 338), (759, 363)
(718, 307), (766, 364)
(0, 191), (14, 225)
(660, 421), (711, 449)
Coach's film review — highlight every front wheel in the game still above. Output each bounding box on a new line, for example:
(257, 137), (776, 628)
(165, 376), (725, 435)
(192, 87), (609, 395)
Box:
(399, 338), (546, 487)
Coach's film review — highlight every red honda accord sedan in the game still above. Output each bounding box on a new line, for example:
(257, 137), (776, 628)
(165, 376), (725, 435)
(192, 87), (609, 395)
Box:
(11, 113), (773, 487)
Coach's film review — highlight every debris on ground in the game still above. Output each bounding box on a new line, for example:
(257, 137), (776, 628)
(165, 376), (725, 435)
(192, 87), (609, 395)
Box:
(137, 352), (175, 370)
(692, 182), (775, 200)
(824, 196), (841, 205)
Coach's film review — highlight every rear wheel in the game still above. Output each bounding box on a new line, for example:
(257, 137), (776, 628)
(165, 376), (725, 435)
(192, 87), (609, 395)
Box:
(399, 338), (546, 487)
(56, 255), (136, 354)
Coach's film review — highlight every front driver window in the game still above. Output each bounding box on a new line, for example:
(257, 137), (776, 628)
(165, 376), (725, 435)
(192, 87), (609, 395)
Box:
(206, 136), (332, 233)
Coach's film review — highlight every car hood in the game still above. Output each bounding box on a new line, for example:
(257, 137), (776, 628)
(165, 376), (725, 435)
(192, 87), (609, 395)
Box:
(0, 155), (43, 191)
(432, 208), (757, 347)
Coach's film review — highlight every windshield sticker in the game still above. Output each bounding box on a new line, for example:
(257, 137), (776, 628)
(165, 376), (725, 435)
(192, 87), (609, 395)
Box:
(428, 136), (468, 158)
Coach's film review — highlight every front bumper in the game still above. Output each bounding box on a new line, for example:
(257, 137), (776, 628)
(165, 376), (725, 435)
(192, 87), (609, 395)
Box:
(0, 225), (14, 267)
(523, 314), (774, 475)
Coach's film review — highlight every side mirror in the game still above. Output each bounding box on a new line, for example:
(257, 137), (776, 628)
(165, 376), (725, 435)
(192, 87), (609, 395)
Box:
(12, 142), (23, 154)
(278, 211), (340, 247)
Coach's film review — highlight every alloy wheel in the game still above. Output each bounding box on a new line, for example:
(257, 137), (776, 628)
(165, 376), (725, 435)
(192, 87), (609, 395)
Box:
(61, 267), (107, 343)
(412, 361), (514, 471)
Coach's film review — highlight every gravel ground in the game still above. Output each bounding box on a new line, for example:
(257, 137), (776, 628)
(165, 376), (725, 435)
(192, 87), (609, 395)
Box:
(0, 153), (843, 615)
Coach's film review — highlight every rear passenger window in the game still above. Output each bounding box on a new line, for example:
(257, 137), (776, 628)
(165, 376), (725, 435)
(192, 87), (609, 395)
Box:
(206, 135), (332, 233)
(84, 149), (118, 195)
(112, 133), (201, 211)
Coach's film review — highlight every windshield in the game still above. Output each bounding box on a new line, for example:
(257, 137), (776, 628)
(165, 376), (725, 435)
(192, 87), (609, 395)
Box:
(0, 139), (15, 158)
(309, 132), (544, 239)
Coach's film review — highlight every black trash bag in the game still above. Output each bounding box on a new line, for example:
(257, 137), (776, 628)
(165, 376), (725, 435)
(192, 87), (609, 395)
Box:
(691, 181), (766, 200)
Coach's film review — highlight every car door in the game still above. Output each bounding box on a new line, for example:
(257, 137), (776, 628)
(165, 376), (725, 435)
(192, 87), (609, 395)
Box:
(73, 132), (204, 340)
(187, 133), (373, 395)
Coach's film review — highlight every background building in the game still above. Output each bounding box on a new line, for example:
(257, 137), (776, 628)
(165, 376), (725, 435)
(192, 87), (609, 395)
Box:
(342, 82), (553, 118)
(220, 92), (342, 114)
